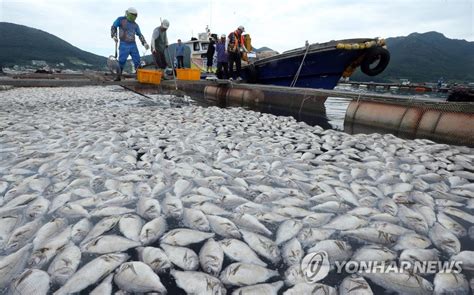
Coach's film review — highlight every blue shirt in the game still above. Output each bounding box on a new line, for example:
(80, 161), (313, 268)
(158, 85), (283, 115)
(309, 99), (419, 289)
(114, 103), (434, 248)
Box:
(112, 16), (143, 43)
(175, 43), (185, 57)
(216, 42), (228, 63)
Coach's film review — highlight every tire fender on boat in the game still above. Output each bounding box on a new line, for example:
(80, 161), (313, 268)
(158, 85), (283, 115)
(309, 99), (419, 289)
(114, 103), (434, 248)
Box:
(361, 47), (390, 76)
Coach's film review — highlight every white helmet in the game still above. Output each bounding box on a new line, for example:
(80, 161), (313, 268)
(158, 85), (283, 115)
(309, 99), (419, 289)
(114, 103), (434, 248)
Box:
(126, 7), (138, 14)
(161, 19), (170, 29)
(220, 34), (226, 38)
(238, 25), (245, 32)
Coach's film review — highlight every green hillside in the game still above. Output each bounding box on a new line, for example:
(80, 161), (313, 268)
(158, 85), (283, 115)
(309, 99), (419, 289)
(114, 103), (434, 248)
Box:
(0, 22), (106, 70)
(352, 31), (474, 83)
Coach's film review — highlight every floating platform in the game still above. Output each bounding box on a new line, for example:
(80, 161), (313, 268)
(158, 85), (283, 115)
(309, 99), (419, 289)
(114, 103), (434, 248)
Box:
(1, 72), (473, 146)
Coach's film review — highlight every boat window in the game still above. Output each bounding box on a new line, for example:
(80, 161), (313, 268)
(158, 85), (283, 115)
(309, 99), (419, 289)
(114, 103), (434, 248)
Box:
(201, 43), (209, 51)
(193, 43), (200, 51)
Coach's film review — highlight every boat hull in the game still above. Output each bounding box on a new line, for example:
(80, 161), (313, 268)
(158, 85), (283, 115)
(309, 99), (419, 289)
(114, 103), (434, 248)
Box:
(242, 39), (386, 90)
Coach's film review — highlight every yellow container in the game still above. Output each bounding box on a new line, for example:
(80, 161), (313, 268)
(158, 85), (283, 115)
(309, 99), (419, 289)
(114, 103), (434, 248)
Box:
(137, 69), (162, 84)
(176, 68), (201, 81)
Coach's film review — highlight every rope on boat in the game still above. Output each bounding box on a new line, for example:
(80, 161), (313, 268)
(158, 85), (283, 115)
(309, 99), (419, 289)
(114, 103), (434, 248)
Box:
(290, 41), (310, 88)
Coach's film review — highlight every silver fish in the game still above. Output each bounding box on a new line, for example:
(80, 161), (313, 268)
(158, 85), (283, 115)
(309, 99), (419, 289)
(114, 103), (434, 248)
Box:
(47, 243), (81, 285)
(119, 213), (144, 242)
(219, 238), (267, 267)
(433, 273), (469, 295)
(241, 229), (280, 264)
(161, 228), (214, 246)
(54, 253), (129, 295)
(220, 262), (279, 287)
(137, 197), (161, 220)
(429, 223), (460, 256)
(114, 261), (167, 293)
(199, 238), (224, 275)
(10, 269), (50, 295)
(81, 234), (140, 254)
(161, 243), (199, 271)
(136, 246), (172, 273)
(183, 208), (210, 231)
(282, 238), (303, 266)
(140, 216), (167, 245)
(171, 270), (226, 295)
(339, 275), (373, 295)
(89, 273), (113, 295)
(0, 243), (32, 288)
(207, 214), (242, 238)
(275, 219), (303, 245)
(232, 281), (284, 295)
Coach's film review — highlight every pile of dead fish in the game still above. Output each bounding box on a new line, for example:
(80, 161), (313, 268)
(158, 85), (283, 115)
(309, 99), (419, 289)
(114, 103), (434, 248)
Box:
(0, 86), (473, 294)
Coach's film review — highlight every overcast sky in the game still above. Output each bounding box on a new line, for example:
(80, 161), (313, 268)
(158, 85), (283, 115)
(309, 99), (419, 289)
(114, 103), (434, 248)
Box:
(1, 0), (473, 57)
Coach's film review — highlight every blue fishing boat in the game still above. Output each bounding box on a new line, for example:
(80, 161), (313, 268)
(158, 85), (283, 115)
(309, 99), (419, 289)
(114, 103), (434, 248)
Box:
(242, 38), (390, 90)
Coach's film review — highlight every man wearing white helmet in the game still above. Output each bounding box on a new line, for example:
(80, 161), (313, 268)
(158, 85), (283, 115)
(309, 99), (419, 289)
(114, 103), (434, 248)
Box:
(227, 25), (246, 81)
(151, 19), (170, 71)
(111, 7), (149, 81)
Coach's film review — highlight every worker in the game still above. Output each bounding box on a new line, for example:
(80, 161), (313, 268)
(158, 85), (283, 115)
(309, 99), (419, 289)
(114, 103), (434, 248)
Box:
(151, 19), (170, 76)
(227, 25), (247, 81)
(111, 7), (149, 81)
(206, 38), (216, 73)
(215, 34), (229, 79)
(175, 39), (185, 69)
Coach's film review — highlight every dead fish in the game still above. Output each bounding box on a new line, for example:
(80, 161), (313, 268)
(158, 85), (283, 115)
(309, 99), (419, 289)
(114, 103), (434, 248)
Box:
(114, 261), (167, 293)
(10, 269), (50, 295)
(232, 213), (272, 236)
(81, 235), (141, 254)
(136, 246), (172, 273)
(140, 216), (167, 245)
(275, 219), (303, 245)
(161, 243), (199, 271)
(339, 275), (373, 295)
(0, 243), (32, 288)
(283, 282), (337, 295)
(362, 269), (433, 295)
(393, 232), (432, 250)
(297, 228), (335, 248)
(282, 238), (303, 266)
(207, 214), (241, 238)
(240, 230), (280, 264)
(81, 216), (119, 245)
(137, 197), (161, 220)
(119, 213), (144, 242)
(47, 243), (81, 285)
(161, 228), (214, 246)
(0, 214), (20, 249)
(429, 223), (460, 256)
(183, 208), (210, 231)
(53, 253), (129, 295)
(162, 193), (184, 218)
(6, 218), (42, 251)
(433, 273), (469, 295)
(29, 226), (71, 269)
(232, 281), (284, 295)
(171, 270), (226, 295)
(219, 238), (267, 267)
(89, 274), (114, 295)
(199, 238), (224, 276)
(307, 240), (352, 268)
(33, 217), (67, 250)
(220, 262), (279, 286)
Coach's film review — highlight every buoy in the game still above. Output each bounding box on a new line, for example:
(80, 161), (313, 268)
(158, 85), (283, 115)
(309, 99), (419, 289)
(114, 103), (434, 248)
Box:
(344, 44), (352, 50)
(336, 43), (345, 49)
(351, 44), (360, 50)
